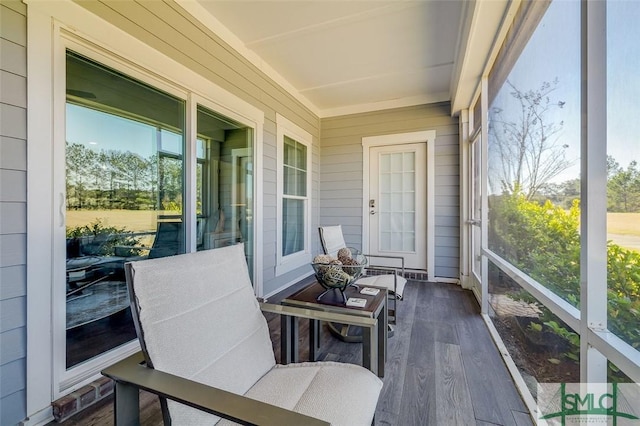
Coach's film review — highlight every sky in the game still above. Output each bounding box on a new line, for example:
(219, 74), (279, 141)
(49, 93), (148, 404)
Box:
(489, 0), (640, 189)
(66, 103), (186, 160)
(66, 103), (157, 159)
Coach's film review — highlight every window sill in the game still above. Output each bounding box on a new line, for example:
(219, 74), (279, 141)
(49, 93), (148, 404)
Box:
(276, 253), (311, 276)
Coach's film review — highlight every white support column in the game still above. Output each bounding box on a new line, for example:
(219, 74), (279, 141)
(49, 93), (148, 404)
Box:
(459, 110), (472, 289)
(580, 0), (608, 384)
(480, 78), (489, 315)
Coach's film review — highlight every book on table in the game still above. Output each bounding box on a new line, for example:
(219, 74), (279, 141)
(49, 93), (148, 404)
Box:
(360, 287), (380, 296)
(346, 297), (367, 308)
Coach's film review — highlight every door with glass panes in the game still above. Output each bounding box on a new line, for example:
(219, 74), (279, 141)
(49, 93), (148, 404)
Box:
(368, 143), (427, 269)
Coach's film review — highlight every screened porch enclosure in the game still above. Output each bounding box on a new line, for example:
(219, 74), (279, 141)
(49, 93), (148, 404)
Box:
(464, 0), (640, 402)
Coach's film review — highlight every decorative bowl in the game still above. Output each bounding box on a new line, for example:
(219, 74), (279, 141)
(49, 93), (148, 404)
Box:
(311, 248), (367, 294)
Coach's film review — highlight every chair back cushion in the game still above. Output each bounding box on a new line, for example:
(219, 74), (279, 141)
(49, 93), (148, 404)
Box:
(148, 221), (184, 259)
(319, 225), (347, 257)
(126, 244), (275, 421)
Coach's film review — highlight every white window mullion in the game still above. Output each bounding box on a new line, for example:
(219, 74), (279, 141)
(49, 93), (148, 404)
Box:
(275, 114), (312, 275)
(581, 0), (608, 384)
(185, 95), (197, 253)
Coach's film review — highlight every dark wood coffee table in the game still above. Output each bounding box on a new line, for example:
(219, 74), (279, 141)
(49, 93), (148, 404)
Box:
(280, 282), (387, 377)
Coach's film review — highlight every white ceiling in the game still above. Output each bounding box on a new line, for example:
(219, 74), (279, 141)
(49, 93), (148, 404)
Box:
(183, 1), (509, 118)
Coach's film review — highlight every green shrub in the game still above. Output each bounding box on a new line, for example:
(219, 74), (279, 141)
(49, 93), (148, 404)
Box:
(489, 192), (640, 360)
(66, 219), (141, 256)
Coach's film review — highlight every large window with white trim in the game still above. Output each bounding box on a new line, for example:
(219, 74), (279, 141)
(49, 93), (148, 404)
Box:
(282, 136), (307, 256)
(65, 51), (186, 368)
(28, 5), (265, 412)
(63, 50), (257, 371)
(276, 114), (312, 274)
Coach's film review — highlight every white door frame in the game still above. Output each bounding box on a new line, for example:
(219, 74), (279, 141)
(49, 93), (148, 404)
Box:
(362, 130), (436, 280)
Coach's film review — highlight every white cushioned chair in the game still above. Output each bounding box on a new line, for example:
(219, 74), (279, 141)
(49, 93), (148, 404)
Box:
(102, 244), (382, 425)
(319, 225), (407, 324)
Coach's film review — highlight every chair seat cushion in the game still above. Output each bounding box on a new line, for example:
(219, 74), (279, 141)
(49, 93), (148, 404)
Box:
(358, 274), (407, 299)
(219, 361), (383, 426)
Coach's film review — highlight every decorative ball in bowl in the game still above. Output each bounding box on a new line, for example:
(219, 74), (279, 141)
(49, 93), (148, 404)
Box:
(311, 248), (367, 296)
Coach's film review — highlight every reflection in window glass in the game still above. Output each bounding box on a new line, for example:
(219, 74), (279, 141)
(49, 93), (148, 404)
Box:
(195, 105), (254, 280)
(607, 1), (640, 353)
(488, 0), (581, 305)
(283, 199), (305, 256)
(486, 1), (582, 387)
(65, 51), (185, 368)
(283, 136), (307, 197)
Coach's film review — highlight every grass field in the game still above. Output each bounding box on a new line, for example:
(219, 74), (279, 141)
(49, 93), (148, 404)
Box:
(66, 210), (172, 232)
(607, 212), (640, 236)
(607, 212), (640, 252)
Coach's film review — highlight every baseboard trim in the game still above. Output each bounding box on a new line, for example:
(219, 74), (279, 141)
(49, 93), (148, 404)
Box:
(20, 407), (54, 426)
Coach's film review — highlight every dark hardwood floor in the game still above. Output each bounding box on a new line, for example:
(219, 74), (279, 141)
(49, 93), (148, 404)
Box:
(55, 281), (533, 425)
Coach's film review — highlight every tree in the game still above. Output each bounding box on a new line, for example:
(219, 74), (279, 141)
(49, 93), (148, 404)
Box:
(66, 141), (160, 211)
(537, 178), (580, 209)
(608, 156), (640, 212)
(489, 79), (573, 199)
(66, 142), (96, 209)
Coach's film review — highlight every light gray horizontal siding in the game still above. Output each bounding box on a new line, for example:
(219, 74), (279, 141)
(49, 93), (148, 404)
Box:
(0, 359), (25, 399)
(0, 104), (26, 140)
(0, 390), (25, 426)
(436, 266), (459, 278)
(0, 39), (26, 77)
(0, 3), (26, 44)
(0, 235), (25, 267)
(0, 71), (26, 108)
(0, 2), (27, 424)
(0, 266), (25, 301)
(321, 102), (460, 279)
(0, 137), (26, 170)
(0, 203), (26, 234)
(0, 169), (26, 202)
(0, 328), (25, 366)
(436, 235), (460, 247)
(0, 295), (25, 334)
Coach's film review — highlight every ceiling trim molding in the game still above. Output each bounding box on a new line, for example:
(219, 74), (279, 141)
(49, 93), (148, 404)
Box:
(175, 0), (321, 117)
